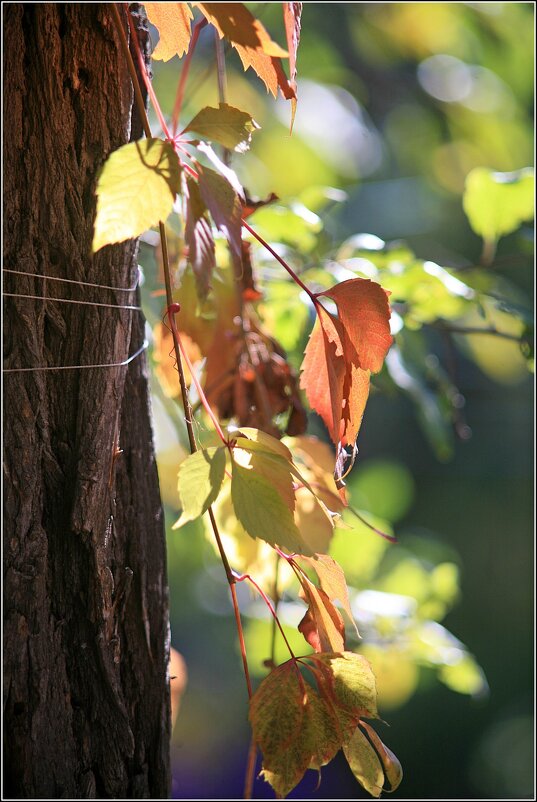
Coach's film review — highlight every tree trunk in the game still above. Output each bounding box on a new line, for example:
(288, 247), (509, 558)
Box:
(3, 4), (170, 797)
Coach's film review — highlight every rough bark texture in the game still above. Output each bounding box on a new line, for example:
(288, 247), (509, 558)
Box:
(3, 5), (170, 797)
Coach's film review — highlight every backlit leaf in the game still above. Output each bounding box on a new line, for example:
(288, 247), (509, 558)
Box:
(144, 2), (193, 61)
(298, 579), (346, 653)
(234, 427), (294, 461)
(283, 2), (302, 129)
(174, 447), (226, 526)
(232, 447), (295, 510)
(301, 280), (392, 448)
(300, 306), (346, 445)
(463, 167), (535, 244)
(196, 2), (296, 100)
(249, 661), (309, 797)
(311, 652), (379, 721)
(231, 460), (310, 554)
(320, 279), (393, 374)
(183, 103), (260, 152)
(359, 721), (403, 792)
(251, 660), (343, 797)
(184, 176), (215, 300)
(197, 164), (243, 262)
(300, 554), (358, 633)
(93, 139), (180, 252)
(343, 727), (384, 798)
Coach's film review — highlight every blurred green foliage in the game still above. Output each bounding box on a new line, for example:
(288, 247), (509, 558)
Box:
(142, 3), (533, 799)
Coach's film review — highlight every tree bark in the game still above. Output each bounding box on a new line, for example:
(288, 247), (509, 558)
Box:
(3, 4), (170, 797)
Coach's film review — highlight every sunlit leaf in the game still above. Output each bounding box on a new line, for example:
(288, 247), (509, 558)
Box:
(183, 103), (260, 152)
(196, 2), (295, 100)
(231, 459), (310, 554)
(463, 167), (535, 245)
(311, 652), (379, 721)
(233, 447), (295, 510)
(249, 661), (309, 798)
(298, 579), (346, 653)
(320, 279), (393, 374)
(359, 721), (403, 792)
(300, 306), (346, 445)
(301, 279), (392, 448)
(144, 2), (193, 61)
(93, 139), (180, 251)
(300, 554), (358, 632)
(174, 447), (226, 526)
(343, 727), (384, 798)
(234, 427), (294, 461)
(283, 2), (302, 129)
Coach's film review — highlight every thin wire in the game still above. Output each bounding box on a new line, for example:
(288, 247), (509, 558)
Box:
(2, 268), (140, 293)
(3, 292), (141, 311)
(3, 339), (149, 374)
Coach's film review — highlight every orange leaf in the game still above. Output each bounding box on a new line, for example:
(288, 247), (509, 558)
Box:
(145, 3), (193, 61)
(300, 554), (358, 634)
(300, 306), (346, 445)
(196, 2), (295, 100)
(283, 2), (302, 128)
(301, 280), (392, 448)
(320, 279), (393, 374)
(298, 577), (346, 653)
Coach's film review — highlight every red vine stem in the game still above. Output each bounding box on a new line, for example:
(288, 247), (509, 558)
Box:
(124, 3), (171, 139)
(115, 2), (253, 703)
(242, 219), (320, 307)
(172, 18), (208, 135)
(234, 572), (296, 661)
(166, 306), (229, 447)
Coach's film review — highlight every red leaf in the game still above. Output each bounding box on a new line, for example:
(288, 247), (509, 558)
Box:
(196, 164), (242, 262)
(184, 176), (216, 300)
(320, 279), (393, 374)
(197, 2), (296, 101)
(300, 306), (346, 445)
(283, 2), (302, 128)
(300, 280), (392, 448)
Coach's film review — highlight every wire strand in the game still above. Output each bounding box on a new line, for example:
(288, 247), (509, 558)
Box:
(3, 292), (141, 311)
(2, 267), (141, 293)
(3, 339), (149, 374)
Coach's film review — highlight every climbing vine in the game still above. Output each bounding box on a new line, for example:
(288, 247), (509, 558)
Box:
(93, 3), (533, 798)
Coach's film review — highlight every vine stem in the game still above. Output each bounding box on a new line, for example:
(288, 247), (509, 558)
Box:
(166, 307), (229, 447)
(115, 2), (253, 704)
(242, 219), (320, 307)
(234, 572), (296, 662)
(172, 18), (208, 136)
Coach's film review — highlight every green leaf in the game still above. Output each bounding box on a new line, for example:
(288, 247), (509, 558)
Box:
(311, 652), (379, 721)
(183, 103), (260, 152)
(343, 727), (385, 798)
(249, 661), (309, 798)
(93, 138), (181, 252)
(250, 661), (342, 797)
(359, 721), (403, 792)
(463, 167), (535, 245)
(174, 447), (226, 526)
(233, 447), (296, 510)
(234, 427), (294, 461)
(231, 459), (310, 554)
